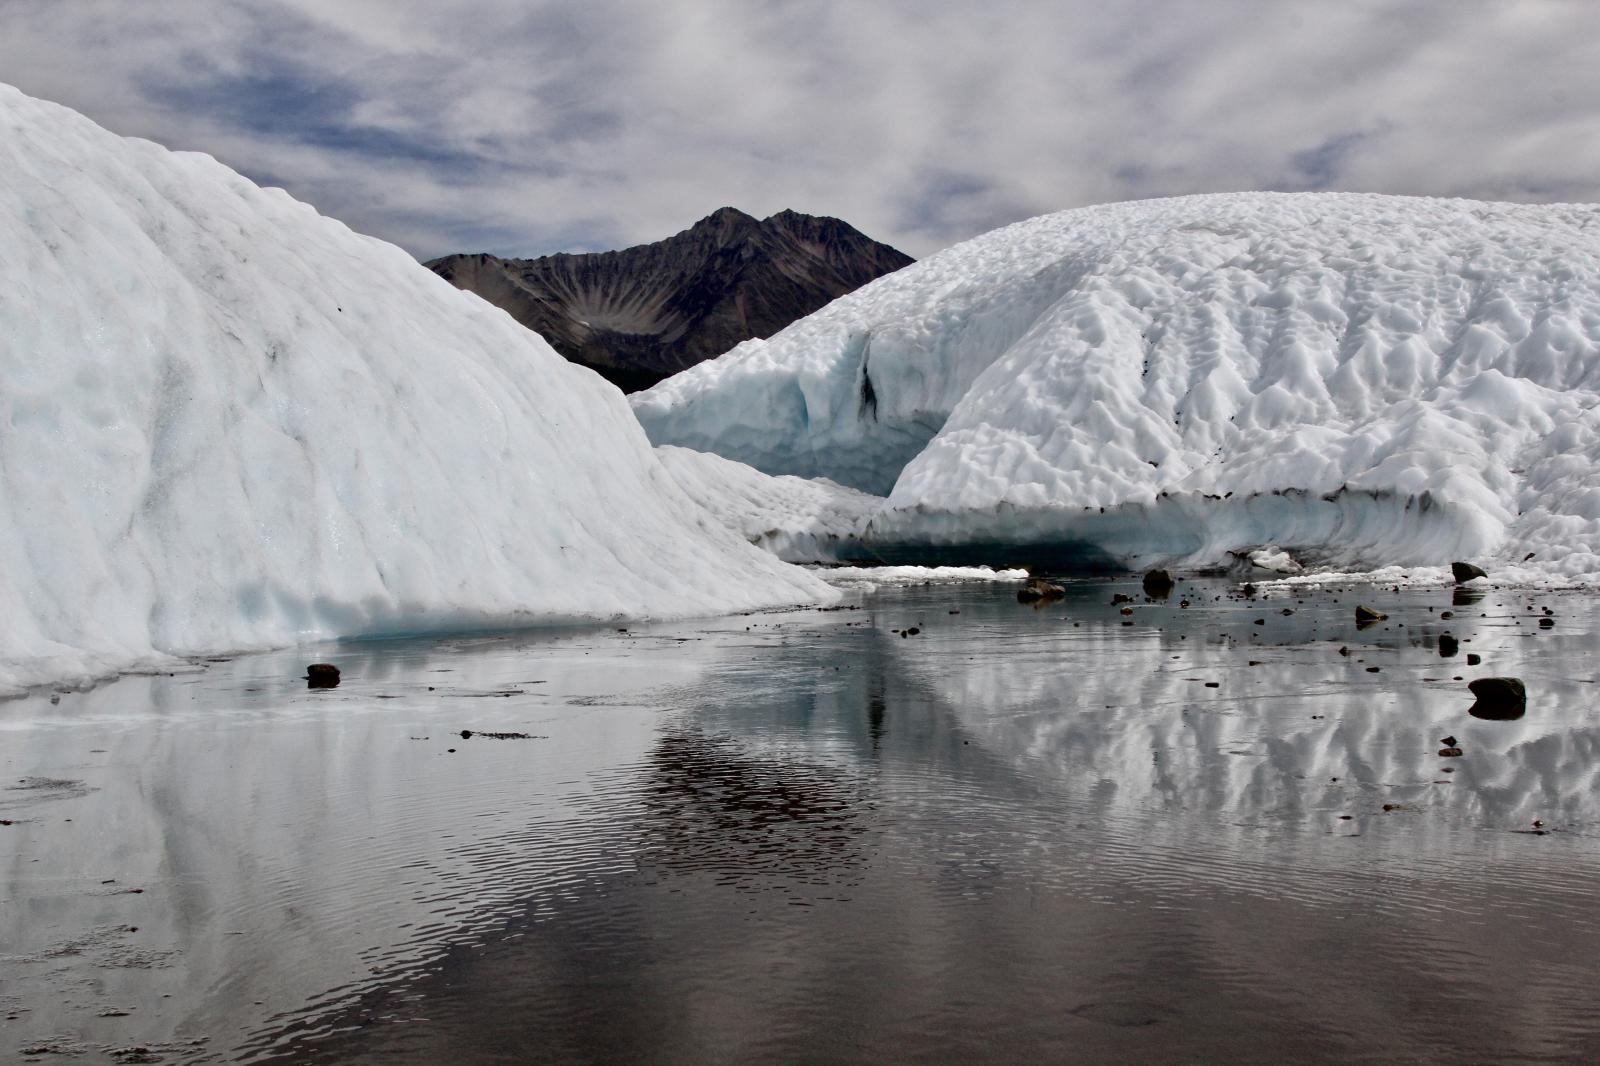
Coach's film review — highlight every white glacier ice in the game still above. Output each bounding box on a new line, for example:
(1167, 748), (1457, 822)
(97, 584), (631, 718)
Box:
(810, 565), (1029, 588)
(634, 192), (1600, 582)
(0, 83), (835, 695)
(656, 445), (882, 562)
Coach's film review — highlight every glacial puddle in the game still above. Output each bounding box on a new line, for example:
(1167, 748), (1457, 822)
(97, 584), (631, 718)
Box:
(4, 577), (1600, 1064)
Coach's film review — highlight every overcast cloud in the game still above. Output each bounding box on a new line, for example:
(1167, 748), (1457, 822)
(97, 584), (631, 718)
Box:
(1, 0), (1596, 260)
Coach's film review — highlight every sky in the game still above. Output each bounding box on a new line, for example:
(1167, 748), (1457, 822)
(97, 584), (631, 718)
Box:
(2, 0), (1597, 262)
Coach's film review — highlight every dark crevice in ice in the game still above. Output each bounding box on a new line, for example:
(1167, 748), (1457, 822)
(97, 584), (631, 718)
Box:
(858, 332), (878, 422)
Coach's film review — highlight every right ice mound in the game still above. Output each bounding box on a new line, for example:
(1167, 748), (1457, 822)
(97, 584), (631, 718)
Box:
(635, 193), (1600, 579)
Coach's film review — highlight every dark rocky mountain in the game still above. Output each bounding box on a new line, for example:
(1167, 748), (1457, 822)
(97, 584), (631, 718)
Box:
(426, 208), (914, 392)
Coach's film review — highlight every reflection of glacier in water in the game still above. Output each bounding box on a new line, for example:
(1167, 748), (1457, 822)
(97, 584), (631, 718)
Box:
(5, 579), (1600, 1063)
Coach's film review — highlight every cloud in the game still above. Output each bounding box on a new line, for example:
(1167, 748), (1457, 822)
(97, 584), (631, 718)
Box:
(2, 0), (1597, 260)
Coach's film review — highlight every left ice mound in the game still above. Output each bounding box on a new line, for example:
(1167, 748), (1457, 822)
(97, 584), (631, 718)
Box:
(0, 83), (835, 695)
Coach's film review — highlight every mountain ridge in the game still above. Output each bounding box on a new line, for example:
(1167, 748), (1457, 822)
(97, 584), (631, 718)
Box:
(427, 208), (913, 391)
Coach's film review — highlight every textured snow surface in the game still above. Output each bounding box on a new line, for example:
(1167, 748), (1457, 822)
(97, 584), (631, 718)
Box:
(811, 565), (1028, 588)
(656, 446), (882, 562)
(634, 192), (1600, 581)
(0, 84), (833, 695)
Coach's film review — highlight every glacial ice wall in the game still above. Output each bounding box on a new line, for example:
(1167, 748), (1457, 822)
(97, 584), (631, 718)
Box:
(634, 193), (1600, 578)
(0, 83), (833, 694)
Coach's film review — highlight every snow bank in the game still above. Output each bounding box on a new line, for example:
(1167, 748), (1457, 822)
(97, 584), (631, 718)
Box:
(811, 565), (1029, 588)
(656, 446), (882, 562)
(0, 84), (833, 695)
(634, 192), (1600, 580)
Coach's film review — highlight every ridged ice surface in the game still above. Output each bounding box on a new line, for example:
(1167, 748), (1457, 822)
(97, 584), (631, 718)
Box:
(0, 84), (831, 694)
(634, 193), (1600, 580)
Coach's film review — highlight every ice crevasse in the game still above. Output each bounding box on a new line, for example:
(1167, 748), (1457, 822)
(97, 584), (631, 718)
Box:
(633, 191), (1600, 581)
(0, 83), (835, 695)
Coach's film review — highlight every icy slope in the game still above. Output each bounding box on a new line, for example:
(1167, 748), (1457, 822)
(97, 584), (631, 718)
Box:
(657, 446), (882, 562)
(0, 83), (833, 695)
(635, 193), (1600, 578)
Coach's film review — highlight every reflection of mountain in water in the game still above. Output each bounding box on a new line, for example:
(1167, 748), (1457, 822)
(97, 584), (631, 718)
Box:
(240, 583), (1600, 1065)
(16, 583), (1600, 1065)
(641, 727), (876, 889)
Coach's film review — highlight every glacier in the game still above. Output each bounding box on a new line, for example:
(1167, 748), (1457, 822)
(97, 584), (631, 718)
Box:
(0, 83), (836, 696)
(657, 445), (882, 562)
(634, 192), (1600, 582)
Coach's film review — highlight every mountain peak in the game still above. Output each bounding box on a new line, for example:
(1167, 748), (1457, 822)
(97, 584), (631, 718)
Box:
(428, 209), (913, 392)
(703, 205), (757, 224)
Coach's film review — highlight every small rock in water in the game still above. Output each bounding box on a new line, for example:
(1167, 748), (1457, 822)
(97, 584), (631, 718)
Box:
(1466, 653), (1482, 666)
(1018, 577), (1066, 604)
(1111, 593), (1134, 604)
(306, 663), (340, 689)
(1354, 605), (1386, 625)
(1439, 633), (1459, 657)
(1441, 735), (1457, 747)
(1451, 561), (1488, 583)
(1439, 747), (1464, 758)
(1142, 569), (1176, 598)
(1468, 676), (1527, 720)
(1538, 617), (1554, 629)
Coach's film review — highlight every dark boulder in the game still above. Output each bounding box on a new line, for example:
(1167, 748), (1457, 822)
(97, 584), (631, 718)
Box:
(1355, 605), (1387, 626)
(306, 663), (340, 688)
(1438, 633), (1459, 657)
(1142, 569), (1176, 598)
(1451, 561), (1488, 583)
(1468, 676), (1526, 720)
